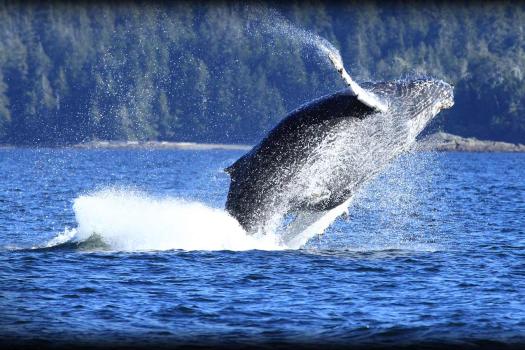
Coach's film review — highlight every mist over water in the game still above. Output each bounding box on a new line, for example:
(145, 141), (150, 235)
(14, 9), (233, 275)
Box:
(248, 8), (340, 64)
(246, 8), (349, 85)
(305, 151), (444, 252)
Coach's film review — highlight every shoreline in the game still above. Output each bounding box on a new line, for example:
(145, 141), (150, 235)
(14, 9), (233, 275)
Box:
(72, 140), (253, 151)
(1, 133), (524, 152)
(0, 141), (252, 151)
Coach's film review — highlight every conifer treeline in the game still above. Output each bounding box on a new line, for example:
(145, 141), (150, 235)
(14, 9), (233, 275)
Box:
(0, 1), (524, 145)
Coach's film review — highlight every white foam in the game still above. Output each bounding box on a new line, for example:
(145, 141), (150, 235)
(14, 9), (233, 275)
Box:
(48, 188), (284, 251)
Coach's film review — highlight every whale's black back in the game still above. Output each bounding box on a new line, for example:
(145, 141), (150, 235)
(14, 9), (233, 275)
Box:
(224, 78), (453, 242)
(225, 90), (376, 233)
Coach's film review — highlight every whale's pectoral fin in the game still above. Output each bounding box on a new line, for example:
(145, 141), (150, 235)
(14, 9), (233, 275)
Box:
(357, 94), (388, 113)
(281, 197), (355, 249)
(281, 210), (332, 249)
(327, 51), (388, 113)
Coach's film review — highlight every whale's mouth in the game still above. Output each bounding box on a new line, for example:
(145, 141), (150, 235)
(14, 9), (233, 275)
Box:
(436, 81), (455, 111)
(440, 98), (454, 110)
(442, 89), (454, 109)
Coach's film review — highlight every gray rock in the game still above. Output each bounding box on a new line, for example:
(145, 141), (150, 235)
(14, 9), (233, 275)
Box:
(417, 132), (525, 152)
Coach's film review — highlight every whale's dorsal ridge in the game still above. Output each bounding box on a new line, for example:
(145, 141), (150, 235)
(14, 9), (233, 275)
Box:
(224, 163), (237, 176)
(225, 153), (249, 178)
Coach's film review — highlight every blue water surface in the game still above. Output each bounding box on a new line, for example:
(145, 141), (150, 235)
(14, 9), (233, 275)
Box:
(0, 148), (524, 347)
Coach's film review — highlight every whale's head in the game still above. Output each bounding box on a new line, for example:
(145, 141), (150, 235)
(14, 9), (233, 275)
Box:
(366, 78), (454, 135)
(395, 78), (455, 112)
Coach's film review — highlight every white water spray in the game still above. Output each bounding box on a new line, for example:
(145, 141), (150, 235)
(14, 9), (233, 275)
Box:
(46, 188), (283, 252)
(42, 13), (445, 252)
(252, 9), (387, 112)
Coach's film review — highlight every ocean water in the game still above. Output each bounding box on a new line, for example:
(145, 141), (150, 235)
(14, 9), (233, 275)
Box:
(1, 148), (524, 348)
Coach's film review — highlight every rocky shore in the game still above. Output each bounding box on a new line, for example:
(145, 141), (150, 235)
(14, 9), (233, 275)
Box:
(71, 140), (252, 151)
(417, 132), (525, 152)
(73, 133), (525, 153)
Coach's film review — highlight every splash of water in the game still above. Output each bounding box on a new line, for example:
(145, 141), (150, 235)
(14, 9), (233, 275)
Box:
(302, 151), (443, 253)
(265, 106), (421, 249)
(250, 8), (387, 111)
(45, 188), (283, 252)
(246, 76), (450, 249)
(42, 13), (440, 252)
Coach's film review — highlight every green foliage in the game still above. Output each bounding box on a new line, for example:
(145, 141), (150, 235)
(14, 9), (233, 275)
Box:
(0, 1), (524, 145)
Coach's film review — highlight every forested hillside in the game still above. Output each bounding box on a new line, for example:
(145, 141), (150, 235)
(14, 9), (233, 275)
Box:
(0, 1), (524, 145)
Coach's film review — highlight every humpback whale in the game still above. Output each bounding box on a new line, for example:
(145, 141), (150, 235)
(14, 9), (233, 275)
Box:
(225, 70), (454, 248)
